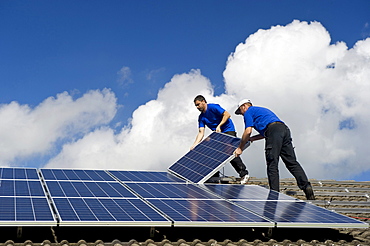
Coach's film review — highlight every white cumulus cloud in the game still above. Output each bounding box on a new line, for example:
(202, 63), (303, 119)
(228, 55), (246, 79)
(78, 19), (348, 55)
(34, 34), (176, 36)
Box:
(223, 20), (370, 179)
(45, 69), (214, 170)
(0, 88), (117, 166)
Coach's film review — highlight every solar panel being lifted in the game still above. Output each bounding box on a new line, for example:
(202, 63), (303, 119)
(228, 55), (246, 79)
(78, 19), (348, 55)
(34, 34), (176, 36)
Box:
(168, 132), (250, 184)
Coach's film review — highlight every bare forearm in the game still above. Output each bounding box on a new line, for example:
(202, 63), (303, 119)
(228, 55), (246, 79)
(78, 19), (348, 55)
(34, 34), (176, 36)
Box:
(250, 134), (264, 142)
(216, 111), (230, 132)
(239, 128), (252, 149)
(234, 127), (252, 157)
(191, 128), (205, 149)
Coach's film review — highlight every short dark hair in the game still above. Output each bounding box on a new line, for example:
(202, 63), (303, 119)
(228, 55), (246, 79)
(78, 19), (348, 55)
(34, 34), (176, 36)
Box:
(194, 95), (207, 103)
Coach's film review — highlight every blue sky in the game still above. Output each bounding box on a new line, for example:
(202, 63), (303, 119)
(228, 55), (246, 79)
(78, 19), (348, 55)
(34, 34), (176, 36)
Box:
(1, 1), (370, 181)
(2, 0), (369, 121)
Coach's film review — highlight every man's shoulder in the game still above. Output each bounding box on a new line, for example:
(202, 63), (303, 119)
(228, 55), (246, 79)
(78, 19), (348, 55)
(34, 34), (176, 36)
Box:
(249, 106), (268, 112)
(208, 103), (224, 110)
(207, 103), (219, 107)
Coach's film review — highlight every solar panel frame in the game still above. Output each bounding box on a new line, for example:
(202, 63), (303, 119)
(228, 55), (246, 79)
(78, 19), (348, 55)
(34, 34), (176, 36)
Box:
(148, 198), (274, 227)
(41, 171), (173, 227)
(0, 197), (56, 226)
(52, 197), (172, 226)
(168, 132), (250, 184)
(0, 168), (57, 226)
(124, 182), (274, 227)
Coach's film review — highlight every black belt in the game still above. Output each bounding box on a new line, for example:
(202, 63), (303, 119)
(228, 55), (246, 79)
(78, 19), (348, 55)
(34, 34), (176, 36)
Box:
(266, 121), (283, 128)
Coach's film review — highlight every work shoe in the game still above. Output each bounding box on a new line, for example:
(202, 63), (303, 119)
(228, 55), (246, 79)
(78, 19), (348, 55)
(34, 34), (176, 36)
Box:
(240, 174), (250, 185)
(304, 185), (315, 200)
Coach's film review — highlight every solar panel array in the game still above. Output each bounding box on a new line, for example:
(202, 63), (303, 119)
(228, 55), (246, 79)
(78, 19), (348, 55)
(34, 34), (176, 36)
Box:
(0, 132), (367, 229)
(0, 167), (367, 228)
(168, 132), (250, 183)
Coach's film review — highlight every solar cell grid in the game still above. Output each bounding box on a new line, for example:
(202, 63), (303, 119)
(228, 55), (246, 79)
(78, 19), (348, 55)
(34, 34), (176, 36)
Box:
(148, 199), (273, 227)
(0, 180), (45, 197)
(53, 197), (171, 226)
(168, 132), (249, 184)
(125, 183), (220, 199)
(41, 169), (115, 181)
(45, 180), (136, 198)
(0, 168), (57, 226)
(0, 168), (39, 180)
(202, 184), (297, 201)
(109, 170), (185, 183)
(1, 166), (366, 229)
(0, 197), (55, 225)
(234, 200), (367, 228)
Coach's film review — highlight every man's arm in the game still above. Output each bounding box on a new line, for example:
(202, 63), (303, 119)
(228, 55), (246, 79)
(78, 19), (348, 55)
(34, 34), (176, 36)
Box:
(216, 111), (231, 132)
(190, 127), (205, 150)
(234, 126), (253, 157)
(250, 134), (264, 142)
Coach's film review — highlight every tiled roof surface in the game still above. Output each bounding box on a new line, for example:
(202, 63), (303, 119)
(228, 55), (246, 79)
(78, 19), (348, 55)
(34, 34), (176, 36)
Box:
(0, 178), (369, 246)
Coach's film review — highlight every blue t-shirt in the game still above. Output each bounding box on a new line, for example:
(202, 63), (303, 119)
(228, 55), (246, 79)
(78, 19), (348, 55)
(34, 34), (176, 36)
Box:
(243, 106), (283, 136)
(198, 103), (235, 132)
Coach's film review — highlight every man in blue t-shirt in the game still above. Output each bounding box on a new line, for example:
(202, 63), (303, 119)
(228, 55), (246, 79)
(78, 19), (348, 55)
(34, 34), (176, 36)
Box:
(234, 99), (315, 200)
(191, 95), (249, 184)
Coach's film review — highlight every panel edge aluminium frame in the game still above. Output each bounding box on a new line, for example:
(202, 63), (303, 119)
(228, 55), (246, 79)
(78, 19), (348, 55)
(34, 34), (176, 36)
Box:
(275, 221), (369, 229)
(168, 132), (250, 184)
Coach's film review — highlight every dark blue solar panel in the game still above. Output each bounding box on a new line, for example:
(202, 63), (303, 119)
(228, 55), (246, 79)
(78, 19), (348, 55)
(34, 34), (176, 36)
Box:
(125, 183), (220, 199)
(168, 132), (249, 184)
(148, 199), (273, 227)
(0, 180), (45, 196)
(53, 198), (171, 226)
(45, 181), (136, 198)
(202, 184), (296, 200)
(0, 197), (55, 223)
(109, 170), (185, 183)
(234, 200), (367, 228)
(0, 168), (39, 180)
(0, 169), (56, 225)
(41, 169), (115, 181)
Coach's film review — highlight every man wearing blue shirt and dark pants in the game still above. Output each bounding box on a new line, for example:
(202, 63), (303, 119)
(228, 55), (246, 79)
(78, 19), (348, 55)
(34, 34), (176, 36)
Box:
(191, 95), (250, 184)
(234, 99), (315, 200)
